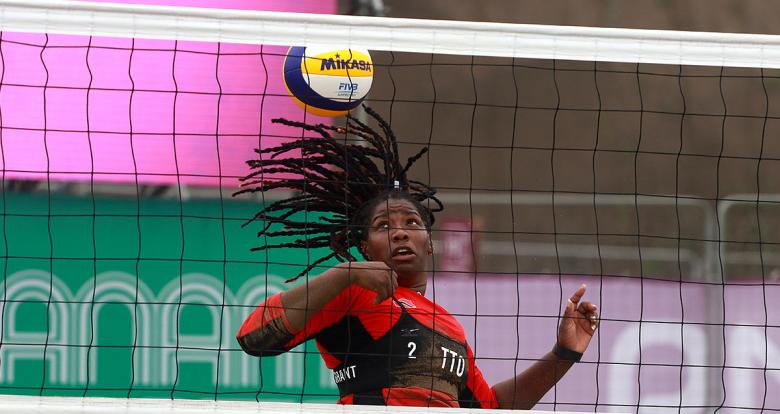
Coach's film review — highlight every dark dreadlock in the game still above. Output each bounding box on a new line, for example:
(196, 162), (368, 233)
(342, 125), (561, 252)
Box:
(234, 105), (443, 282)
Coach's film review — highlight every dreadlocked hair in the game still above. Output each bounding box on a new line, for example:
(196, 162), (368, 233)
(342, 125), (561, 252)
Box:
(234, 105), (443, 283)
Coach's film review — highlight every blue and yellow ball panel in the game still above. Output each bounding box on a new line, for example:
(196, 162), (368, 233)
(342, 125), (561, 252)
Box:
(283, 46), (373, 117)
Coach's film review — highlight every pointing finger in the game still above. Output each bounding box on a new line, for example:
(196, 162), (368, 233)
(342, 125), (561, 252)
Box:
(567, 284), (587, 313)
(569, 284), (587, 303)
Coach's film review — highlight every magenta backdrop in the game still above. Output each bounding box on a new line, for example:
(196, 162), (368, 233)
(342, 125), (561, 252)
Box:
(0, 0), (336, 187)
(429, 274), (780, 412)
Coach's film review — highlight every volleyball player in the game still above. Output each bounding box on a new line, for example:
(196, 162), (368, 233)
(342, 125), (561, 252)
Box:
(235, 107), (599, 409)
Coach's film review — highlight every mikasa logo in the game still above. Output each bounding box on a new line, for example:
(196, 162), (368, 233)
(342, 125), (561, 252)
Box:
(320, 53), (372, 72)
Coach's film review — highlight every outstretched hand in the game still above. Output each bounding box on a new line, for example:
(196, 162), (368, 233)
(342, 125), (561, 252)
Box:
(557, 284), (598, 354)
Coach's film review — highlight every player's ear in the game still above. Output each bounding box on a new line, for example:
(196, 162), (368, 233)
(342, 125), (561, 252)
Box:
(427, 239), (433, 256)
(360, 241), (371, 260)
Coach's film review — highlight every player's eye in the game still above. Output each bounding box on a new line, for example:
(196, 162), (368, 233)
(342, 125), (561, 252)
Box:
(376, 221), (389, 230)
(407, 218), (421, 227)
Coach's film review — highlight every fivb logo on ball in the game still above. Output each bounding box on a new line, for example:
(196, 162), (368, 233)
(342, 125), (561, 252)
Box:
(283, 46), (373, 117)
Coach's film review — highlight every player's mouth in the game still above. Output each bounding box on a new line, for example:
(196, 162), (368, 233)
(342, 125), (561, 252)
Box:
(391, 246), (416, 261)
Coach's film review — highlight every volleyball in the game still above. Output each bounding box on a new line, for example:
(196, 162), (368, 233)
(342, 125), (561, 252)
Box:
(283, 46), (373, 116)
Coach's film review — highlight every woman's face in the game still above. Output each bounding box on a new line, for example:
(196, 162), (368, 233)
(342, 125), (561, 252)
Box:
(361, 197), (432, 276)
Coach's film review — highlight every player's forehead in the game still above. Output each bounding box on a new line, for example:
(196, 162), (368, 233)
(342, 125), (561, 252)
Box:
(369, 198), (422, 220)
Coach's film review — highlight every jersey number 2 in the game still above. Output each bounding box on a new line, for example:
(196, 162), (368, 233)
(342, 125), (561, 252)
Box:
(407, 341), (417, 359)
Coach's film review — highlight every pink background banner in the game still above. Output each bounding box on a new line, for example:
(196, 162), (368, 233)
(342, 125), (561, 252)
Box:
(0, 0), (336, 187)
(430, 274), (780, 412)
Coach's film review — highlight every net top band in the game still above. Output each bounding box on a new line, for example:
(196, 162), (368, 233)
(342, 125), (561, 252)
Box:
(2, 0), (780, 68)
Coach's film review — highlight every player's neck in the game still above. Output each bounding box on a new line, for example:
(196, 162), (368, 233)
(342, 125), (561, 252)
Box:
(398, 271), (427, 295)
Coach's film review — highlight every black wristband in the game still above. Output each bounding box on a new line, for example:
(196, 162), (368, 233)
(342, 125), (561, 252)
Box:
(552, 343), (583, 362)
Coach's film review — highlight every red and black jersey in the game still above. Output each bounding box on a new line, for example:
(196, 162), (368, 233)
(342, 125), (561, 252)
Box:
(237, 285), (498, 408)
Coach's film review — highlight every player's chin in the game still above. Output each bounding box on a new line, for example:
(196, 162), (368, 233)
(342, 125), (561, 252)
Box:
(391, 257), (427, 273)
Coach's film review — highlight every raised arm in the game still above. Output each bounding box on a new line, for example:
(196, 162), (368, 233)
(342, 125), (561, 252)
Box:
(281, 261), (398, 331)
(493, 284), (599, 409)
(236, 261), (398, 356)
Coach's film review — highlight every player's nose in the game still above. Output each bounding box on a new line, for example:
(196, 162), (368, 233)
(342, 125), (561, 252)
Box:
(391, 226), (409, 242)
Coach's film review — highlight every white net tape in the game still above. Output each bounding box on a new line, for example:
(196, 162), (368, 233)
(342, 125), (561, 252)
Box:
(1, 0), (780, 67)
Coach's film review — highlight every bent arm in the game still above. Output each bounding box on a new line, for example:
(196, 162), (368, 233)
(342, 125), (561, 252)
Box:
(236, 265), (350, 356)
(278, 265), (351, 331)
(492, 351), (574, 410)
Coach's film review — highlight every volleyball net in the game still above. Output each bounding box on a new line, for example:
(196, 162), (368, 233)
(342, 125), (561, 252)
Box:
(1, 0), (779, 412)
